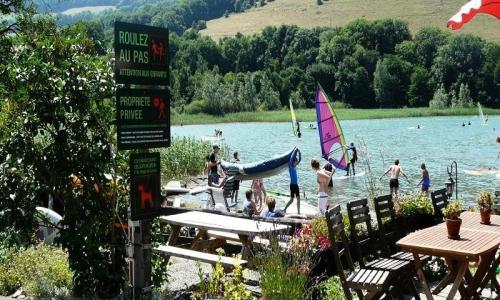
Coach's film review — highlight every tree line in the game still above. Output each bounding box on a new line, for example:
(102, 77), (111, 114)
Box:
(165, 19), (499, 115)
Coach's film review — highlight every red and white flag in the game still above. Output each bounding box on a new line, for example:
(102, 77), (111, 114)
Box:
(447, 0), (500, 30)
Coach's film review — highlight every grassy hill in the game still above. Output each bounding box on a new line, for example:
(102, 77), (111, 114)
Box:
(201, 0), (500, 42)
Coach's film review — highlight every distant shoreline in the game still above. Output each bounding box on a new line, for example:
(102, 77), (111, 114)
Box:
(171, 107), (500, 125)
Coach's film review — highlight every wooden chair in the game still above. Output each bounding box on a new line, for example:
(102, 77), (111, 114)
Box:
(325, 205), (395, 300)
(493, 189), (500, 215)
(374, 194), (431, 264)
(430, 188), (448, 223)
(347, 199), (419, 299)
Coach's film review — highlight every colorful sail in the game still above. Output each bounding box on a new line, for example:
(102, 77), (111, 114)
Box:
(477, 102), (486, 125)
(289, 99), (299, 136)
(315, 85), (349, 171)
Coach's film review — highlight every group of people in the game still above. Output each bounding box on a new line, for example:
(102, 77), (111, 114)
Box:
(206, 142), (432, 218)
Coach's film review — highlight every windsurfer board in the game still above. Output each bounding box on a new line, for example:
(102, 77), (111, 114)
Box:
(331, 171), (366, 181)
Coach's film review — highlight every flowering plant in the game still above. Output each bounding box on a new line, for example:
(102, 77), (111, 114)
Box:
(290, 218), (330, 252)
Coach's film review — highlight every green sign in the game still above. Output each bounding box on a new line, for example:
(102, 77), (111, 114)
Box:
(117, 89), (170, 150)
(130, 152), (161, 220)
(114, 22), (169, 85)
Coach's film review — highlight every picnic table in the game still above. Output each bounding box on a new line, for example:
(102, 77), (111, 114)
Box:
(397, 211), (500, 300)
(154, 211), (289, 268)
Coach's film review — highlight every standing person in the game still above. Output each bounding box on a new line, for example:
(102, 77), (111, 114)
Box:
(208, 145), (221, 186)
(346, 142), (358, 176)
(311, 159), (332, 214)
(380, 159), (410, 197)
(284, 148), (302, 213)
(230, 151), (241, 202)
(417, 163), (430, 196)
(251, 178), (266, 209)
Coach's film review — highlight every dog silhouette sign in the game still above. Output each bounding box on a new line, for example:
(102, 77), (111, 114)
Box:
(130, 152), (161, 220)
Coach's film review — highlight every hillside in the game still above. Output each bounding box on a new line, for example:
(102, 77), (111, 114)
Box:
(201, 0), (500, 42)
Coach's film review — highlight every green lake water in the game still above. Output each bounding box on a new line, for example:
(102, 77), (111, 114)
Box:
(173, 116), (499, 208)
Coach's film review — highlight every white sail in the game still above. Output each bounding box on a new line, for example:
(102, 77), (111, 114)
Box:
(477, 102), (486, 125)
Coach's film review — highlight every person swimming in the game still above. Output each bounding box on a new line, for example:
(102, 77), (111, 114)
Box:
(462, 122), (466, 127)
(417, 125), (420, 129)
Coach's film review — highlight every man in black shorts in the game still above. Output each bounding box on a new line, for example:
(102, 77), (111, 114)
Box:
(284, 148), (301, 214)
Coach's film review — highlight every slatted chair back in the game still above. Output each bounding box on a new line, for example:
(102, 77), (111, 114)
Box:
(346, 198), (377, 267)
(373, 194), (398, 256)
(325, 205), (360, 300)
(431, 188), (448, 222)
(493, 189), (500, 215)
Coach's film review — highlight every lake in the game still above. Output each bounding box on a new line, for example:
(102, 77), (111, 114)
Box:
(172, 116), (499, 208)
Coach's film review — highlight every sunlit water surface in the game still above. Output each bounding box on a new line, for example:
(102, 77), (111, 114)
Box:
(172, 116), (499, 208)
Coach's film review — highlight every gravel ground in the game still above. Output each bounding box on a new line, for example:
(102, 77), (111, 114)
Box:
(163, 257), (261, 299)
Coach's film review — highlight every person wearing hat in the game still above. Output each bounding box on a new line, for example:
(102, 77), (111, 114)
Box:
(208, 144), (221, 186)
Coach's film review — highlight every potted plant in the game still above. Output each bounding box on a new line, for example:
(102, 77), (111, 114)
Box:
(394, 193), (435, 233)
(444, 200), (462, 240)
(476, 191), (493, 225)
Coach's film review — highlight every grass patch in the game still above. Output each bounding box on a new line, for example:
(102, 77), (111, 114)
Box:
(201, 0), (500, 42)
(172, 107), (500, 125)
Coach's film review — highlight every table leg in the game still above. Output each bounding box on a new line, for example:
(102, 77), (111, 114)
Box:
(446, 261), (468, 300)
(467, 250), (496, 297)
(412, 252), (434, 300)
(433, 271), (454, 295)
(163, 225), (181, 265)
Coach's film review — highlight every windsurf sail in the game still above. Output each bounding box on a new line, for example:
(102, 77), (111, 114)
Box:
(478, 102), (486, 125)
(315, 85), (349, 171)
(289, 99), (299, 136)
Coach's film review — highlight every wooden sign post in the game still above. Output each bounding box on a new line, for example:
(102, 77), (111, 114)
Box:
(114, 21), (169, 300)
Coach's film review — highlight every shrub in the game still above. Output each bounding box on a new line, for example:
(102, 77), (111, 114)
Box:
(395, 193), (434, 216)
(318, 276), (345, 299)
(193, 248), (253, 300)
(0, 245), (73, 298)
(258, 239), (309, 300)
(160, 137), (211, 181)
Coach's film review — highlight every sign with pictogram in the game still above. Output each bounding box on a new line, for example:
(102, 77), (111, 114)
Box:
(114, 22), (169, 85)
(130, 152), (161, 220)
(117, 89), (170, 150)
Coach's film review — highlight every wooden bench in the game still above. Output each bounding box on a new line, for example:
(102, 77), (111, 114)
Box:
(154, 245), (247, 269)
(206, 230), (288, 249)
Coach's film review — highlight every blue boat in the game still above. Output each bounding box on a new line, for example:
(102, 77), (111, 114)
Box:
(221, 147), (296, 180)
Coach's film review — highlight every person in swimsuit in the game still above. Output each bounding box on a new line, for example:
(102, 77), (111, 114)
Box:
(346, 142), (358, 176)
(297, 121), (302, 138)
(380, 159), (409, 197)
(417, 163), (430, 196)
(284, 148), (301, 213)
(311, 159), (332, 214)
(251, 178), (266, 209)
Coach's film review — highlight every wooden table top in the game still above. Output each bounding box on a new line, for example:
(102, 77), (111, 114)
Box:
(397, 212), (500, 259)
(160, 211), (289, 236)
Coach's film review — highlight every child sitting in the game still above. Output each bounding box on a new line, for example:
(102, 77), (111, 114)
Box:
(263, 196), (285, 218)
(242, 189), (260, 217)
